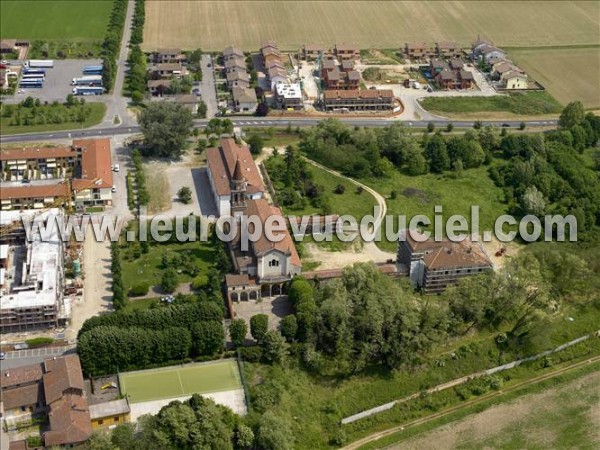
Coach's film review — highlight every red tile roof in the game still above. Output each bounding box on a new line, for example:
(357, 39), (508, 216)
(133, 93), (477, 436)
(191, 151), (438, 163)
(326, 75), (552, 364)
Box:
(0, 183), (69, 200)
(0, 146), (74, 161)
(72, 138), (113, 189)
(205, 138), (264, 197)
(245, 198), (301, 268)
(1, 383), (44, 410)
(44, 393), (92, 446)
(43, 354), (86, 405)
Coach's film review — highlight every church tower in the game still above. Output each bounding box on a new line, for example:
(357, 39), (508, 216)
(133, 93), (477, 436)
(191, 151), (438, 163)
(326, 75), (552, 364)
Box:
(230, 158), (247, 217)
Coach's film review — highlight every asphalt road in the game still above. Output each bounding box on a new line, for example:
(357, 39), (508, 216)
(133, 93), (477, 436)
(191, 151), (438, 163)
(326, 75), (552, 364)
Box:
(0, 117), (558, 143)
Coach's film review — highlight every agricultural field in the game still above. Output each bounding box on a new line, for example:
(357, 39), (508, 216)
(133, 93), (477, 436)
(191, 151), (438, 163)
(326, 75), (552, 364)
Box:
(143, 1), (599, 51)
(388, 370), (600, 450)
(508, 47), (600, 109)
(0, 1), (113, 41)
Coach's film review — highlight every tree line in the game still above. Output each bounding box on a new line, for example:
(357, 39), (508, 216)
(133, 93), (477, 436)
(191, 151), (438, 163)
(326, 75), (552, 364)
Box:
(77, 300), (225, 375)
(101, 0), (128, 91)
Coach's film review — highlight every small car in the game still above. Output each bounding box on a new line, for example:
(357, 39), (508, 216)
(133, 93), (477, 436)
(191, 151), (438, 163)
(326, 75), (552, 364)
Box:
(0, 352), (6, 360)
(112, 164), (120, 172)
(111, 186), (117, 193)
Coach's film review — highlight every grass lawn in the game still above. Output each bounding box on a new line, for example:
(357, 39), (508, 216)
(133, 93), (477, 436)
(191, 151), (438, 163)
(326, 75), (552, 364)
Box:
(420, 92), (563, 119)
(120, 360), (241, 403)
(361, 165), (509, 252)
(265, 154), (377, 219)
(120, 240), (216, 292)
(0, 1), (113, 41)
(0, 103), (106, 135)
(144, 164), (171, 214)
(125, 297), (160, 311)
(244, 129), (302, 148)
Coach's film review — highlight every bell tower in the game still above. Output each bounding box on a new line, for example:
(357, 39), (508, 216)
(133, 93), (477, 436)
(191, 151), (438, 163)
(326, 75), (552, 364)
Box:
(230, 158), (247, 217)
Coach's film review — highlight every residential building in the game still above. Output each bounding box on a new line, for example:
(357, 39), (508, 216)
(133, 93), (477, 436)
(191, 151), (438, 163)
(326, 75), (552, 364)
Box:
(153, 48), (183, 64)
(435, 69), (458, 89)
(472, 38), (506, 64)
(502, 70), (528, 89)
(302, 44), (325, 60)
(205, 138), (265, 217)
(0, 209), (66, 333)
(226, 70), (250, 89)
(267, 66), (288, 89)
(449, 58), (464, 71)
(458, 70), (475, 89)
(224, 56), (247, 73)
(89, 399), (131, 429)
(152, 63), (186, 79)
(232, 86), (258, 112)
(175, 94), (199, 114)
(0, 138), (113, 210)
(430, 58), (450, 74)
(437, 41), (461, 58)
(321, 61), (361, 90)
(0, 355), (93, 447)
(223, 46), (244, 62)
(275, 83), (303, 110)
(322, 89), (395, 111)
(341, 59), (355, 72)
(397, 230), (493, 294)
(404, 42), (436, 59)
(147, 79), (172, 96)
(335, 44), (360, 60)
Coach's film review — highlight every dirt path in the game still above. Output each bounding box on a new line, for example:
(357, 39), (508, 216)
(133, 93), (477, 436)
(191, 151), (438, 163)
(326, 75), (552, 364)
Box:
(65, 228), (113, 340)
(342, 354), (600, 450)
(388, 370), (600, 450)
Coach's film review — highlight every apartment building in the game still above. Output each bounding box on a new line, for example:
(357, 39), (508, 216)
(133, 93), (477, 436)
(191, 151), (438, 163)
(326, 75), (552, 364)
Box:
(322, 89), (395, 111)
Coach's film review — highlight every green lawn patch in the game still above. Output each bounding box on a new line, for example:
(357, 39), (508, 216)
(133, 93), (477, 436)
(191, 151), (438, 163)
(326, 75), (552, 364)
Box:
(420, 92), (563, 117)
(244, 129), (301, 148)
(120, 239), (216, 292)
(119, 360), (241, 403)
(125, 297), (160, 312)
(0, 1), (112, 41)
(361, 165), (508, 252)
(0, 102), (106, 135)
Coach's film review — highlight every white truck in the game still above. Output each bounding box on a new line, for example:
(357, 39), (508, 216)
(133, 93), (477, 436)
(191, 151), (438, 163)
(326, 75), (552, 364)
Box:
(25, 60), (54, 68)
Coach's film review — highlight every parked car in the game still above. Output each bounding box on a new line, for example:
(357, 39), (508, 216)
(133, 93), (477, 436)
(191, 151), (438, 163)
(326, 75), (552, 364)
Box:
(111, 185), (117, 193)
(0, 352), (5, 360)
(112, 164), (120, 172)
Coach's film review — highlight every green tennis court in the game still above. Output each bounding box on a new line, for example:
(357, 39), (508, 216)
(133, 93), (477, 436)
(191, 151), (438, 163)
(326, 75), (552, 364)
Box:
(119, 360), (241, 403)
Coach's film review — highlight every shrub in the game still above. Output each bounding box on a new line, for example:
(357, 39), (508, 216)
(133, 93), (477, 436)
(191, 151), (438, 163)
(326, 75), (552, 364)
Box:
(334, 184), (345, 194)
(25, 337), (54, 348)
(129, 282), (149, 297)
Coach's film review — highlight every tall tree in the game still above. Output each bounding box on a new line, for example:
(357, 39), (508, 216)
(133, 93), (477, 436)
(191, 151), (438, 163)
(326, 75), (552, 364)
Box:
(139, 101), (193, 158)
(558, 101), (585, 129)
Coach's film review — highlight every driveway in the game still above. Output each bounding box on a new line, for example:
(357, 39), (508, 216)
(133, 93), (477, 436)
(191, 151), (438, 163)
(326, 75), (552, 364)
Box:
(200, 54), (218, 117)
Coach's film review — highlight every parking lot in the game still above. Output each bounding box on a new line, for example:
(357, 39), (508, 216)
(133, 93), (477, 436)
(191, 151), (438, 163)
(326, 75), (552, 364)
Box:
(9, 59), (102, 103)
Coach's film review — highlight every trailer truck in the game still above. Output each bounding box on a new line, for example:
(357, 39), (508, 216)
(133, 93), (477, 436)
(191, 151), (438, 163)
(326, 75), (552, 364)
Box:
(25, 60), (54, 68)
(23, 68), (47, 75)
(72, 75), (103, 86)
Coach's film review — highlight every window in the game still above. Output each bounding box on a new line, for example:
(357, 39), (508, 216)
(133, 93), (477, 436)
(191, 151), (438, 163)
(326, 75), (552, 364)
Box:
(114, 416), (120, 422)
(268, 259), (279, 267)
(98, 419), (104, 425)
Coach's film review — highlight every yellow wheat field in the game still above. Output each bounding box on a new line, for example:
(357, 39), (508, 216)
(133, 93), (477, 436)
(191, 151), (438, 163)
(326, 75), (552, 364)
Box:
(143, 1), (599, 52)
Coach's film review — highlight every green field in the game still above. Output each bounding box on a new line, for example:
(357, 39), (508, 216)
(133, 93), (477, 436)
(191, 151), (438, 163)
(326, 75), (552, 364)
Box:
(0, 0), (113, 41)
(120, 239), (216, 292)
(420, 92), (563, 120)
(119, 360), (241, 403)
(0, 102), (106, 135)
(362, 165), (509, 252)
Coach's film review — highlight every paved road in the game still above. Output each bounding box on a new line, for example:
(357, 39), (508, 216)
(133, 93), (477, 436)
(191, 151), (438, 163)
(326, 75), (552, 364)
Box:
(0, 117), (558, 143)
(1, 345), (76, 369)
(100, 0), (136, 128)
(200, 54), (218, 117)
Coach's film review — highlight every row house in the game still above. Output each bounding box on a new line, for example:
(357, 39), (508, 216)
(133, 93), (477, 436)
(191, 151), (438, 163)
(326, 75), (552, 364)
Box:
(151, 63), (186, 79)
(0, 139), (114, 211)
(321, 59), (360, 90)
(435, 69), (474, 89)
(226, 70), (250, 89)
(223, 46), (244, 62)
(323, 89), (394, 111)
(260, 41), (289, 89)
(502, 70), (528, 89)
(334, 43), (360, 60)
(404, 41), (436, 59)
(302, 44), (325, 61)
(153, 48), (184, 64)
(232, 86), (258, 112)
(472, 37), (506, 64)
(225, 56), (247, 73)
(147, 79), (172, 96)
(436, 41), (462, 58)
